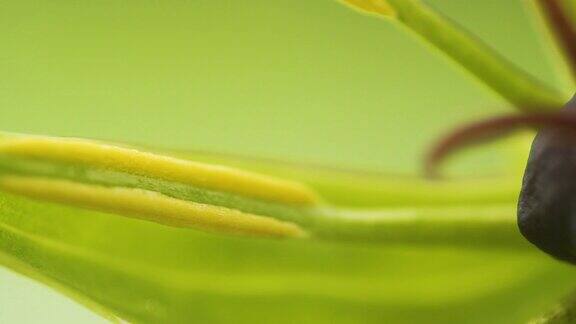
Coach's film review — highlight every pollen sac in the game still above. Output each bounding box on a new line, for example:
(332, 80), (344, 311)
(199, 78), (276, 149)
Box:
(518, 95), (576, 263)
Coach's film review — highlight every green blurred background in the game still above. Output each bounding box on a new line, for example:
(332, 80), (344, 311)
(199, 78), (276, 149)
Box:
(0, 0), (571, 322)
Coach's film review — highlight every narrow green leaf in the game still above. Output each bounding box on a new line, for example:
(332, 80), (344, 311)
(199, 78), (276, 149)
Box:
(0, 189), (568, 323)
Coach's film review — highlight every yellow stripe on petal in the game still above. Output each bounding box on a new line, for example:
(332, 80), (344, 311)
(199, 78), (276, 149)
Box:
(0, 176), (308, 239)
(0, 136), (319, 205)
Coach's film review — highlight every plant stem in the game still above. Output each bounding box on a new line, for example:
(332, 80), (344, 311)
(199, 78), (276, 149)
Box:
(309, 204), (527, 249)
(349, 0), (566, 110)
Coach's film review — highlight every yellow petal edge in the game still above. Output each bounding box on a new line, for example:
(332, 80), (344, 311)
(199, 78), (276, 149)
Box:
(340, 0), (395, 18)
(0, 135), (319, 205)
(0, 175), (307, 239)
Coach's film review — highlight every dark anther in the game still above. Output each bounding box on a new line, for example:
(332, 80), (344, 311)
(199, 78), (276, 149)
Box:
(518, 95), (576, 263)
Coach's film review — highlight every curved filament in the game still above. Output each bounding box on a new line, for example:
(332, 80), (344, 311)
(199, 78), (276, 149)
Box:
(425, 110), (576, 177)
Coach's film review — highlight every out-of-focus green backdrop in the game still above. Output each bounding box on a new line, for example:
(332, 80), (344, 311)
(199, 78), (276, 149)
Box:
(0, 0), (570, 322)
